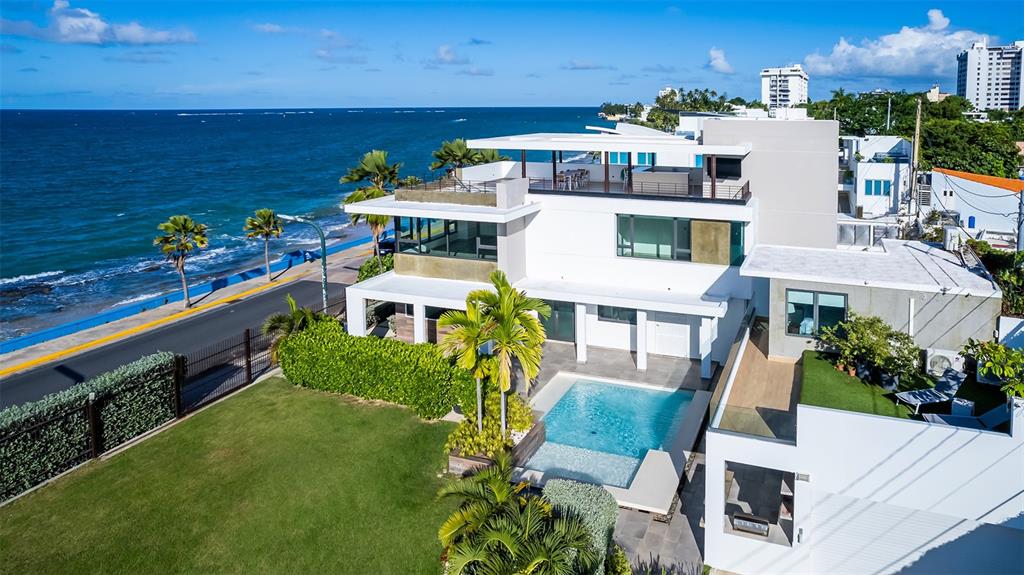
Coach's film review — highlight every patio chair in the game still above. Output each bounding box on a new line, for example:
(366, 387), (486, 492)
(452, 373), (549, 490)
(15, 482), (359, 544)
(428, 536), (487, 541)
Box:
(923, 403), (1011, 431)
(894, 368), (967, 414)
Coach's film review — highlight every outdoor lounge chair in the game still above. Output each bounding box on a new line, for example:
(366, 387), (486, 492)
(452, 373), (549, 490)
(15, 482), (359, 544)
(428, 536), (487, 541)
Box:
(923, 404), (1011, 431)
(894, 368), (967, 414)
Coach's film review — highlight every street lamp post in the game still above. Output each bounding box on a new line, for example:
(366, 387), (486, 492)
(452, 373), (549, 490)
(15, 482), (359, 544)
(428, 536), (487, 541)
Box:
(279, 214), (329, 312)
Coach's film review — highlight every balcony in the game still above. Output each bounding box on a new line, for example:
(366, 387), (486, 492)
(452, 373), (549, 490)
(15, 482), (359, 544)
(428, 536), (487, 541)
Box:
(527, 177), (750, 202)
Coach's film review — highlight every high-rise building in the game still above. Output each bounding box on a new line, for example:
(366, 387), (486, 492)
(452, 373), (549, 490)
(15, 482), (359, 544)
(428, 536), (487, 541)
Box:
(956, 40), (1024, 111)
(759, 64), (809, 110)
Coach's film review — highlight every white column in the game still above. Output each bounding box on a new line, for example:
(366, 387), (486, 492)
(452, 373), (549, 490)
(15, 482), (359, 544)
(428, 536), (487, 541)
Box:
(908, 298), (916, 336)
(574, 303), (587, 363)
(636, 310), (648, 371)
(347, 291), (367, 337)
(413, 302), (427, 343)
(700, 316), (713, 379)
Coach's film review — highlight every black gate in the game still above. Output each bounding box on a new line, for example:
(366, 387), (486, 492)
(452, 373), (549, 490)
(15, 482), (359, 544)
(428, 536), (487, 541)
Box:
(179, 328), (274, 414)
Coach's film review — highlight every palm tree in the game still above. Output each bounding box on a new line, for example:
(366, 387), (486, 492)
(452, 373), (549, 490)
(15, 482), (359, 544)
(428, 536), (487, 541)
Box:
(474, 149), (510, 164)
(262, 293), (324, 362)
(466, 270), (550, 437)
(340, 150), (402, 265)
(438, 452), (597, 575)
(430, 139), (478, 178)
(438, 300), (494, 433)
(154, 215), (208, 309)
(243, 208), (283, 283)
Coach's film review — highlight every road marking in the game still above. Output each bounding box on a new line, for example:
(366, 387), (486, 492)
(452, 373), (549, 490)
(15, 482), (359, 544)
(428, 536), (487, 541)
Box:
(0, 273), (307, 378)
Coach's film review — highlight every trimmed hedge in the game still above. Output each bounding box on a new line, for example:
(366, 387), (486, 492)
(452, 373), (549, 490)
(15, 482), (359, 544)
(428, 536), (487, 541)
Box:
(544, 479), (620, 575)
(278, 321), (475, 419)
(0, 352), (176, 500)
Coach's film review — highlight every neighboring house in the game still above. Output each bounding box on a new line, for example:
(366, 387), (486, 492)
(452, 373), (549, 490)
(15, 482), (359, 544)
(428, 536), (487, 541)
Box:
(342, 117), (1019, 572)
(930, 166), (1024, 250)
(838, 135), (912, 218)
(925, 84), (951, 103)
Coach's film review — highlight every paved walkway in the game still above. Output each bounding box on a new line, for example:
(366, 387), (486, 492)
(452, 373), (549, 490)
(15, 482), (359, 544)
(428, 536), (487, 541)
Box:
(615, 455), (707, 574)
(0, 243), (372, 378)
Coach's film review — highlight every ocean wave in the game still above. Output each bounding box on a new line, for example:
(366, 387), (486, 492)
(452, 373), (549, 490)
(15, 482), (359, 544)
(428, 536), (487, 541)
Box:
(109, 291), (165, 307)
(0, 270), (64, 286)
(453, 118), (467, 123)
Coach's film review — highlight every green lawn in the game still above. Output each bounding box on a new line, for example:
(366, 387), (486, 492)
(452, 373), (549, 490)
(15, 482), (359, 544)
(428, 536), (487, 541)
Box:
(0, 377), (455, 575)
(799, 351), (913, 419)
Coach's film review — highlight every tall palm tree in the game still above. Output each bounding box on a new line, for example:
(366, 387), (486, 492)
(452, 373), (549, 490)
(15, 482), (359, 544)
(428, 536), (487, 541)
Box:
(262, 293), (325, 362)
(466, 270), (550, 437)
(340, 150), (402, 265)
(154, 215), (208, 309)
(430, 139), (478, 178)
(474, 149), (511, 164)
(243, 208), (283, 283)
(438, 452), (597, 575)
(438, 300), (494, 433)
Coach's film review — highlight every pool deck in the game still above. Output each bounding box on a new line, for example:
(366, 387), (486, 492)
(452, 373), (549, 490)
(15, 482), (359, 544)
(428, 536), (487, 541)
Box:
(516, 343), (713, 515)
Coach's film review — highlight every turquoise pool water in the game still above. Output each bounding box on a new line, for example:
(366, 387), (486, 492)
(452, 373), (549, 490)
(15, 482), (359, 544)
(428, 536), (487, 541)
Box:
(525, 379), (694, 488)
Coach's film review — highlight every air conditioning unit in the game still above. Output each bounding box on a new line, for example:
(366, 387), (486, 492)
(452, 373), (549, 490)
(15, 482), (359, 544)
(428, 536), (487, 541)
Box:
(926, 348), (964, 377)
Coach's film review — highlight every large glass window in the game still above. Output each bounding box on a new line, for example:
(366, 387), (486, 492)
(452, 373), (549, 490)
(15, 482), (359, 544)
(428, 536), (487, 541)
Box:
(617, 214), (745, 265)
(396, 217), (497, 261)
(598, 305), (636, 324)
(786, 289), (847, 336)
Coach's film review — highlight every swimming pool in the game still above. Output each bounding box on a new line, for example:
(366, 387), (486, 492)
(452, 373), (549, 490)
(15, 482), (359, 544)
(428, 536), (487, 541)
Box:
(524, 376), (695, 488)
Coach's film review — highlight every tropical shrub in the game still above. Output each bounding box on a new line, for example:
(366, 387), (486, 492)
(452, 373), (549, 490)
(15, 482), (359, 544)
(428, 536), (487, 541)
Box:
(445, 391), (532, 458)
(0, 352), (176, 500)
(356, 252), (393, 282)
(606, 545), (632, 575)
(963, 339), (1024, 398)
(544, 479), (620, 575)
(277, 321), (474, 418)
(818, 312), (920, 379)
(438, 452), (599, 575)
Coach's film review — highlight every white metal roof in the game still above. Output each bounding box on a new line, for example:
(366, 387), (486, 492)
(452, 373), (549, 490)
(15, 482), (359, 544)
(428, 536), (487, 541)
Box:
(342, 195), (541, 223)
(466, 132), (750, 156)
(740, 240), (1000, 297)
(347, 272), (488, 310)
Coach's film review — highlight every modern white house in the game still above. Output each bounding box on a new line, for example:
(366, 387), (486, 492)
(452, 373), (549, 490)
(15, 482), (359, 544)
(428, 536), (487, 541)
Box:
(837, 135), (913, 219)
(340, 116), (1020, 571)
(956, 40), (1024, 111)
(760, 65), (809, 111)
(929, 167), (1024, 250)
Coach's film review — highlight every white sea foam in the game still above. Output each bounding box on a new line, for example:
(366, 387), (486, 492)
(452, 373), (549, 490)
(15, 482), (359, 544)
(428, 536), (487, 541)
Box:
(110, 291), (165, 307)
(0, 270), (64, 286)
(453, 118), (467, 122)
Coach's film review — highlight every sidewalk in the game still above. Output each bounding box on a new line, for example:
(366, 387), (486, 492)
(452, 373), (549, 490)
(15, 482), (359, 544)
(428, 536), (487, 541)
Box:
(0, 243), (372, 378)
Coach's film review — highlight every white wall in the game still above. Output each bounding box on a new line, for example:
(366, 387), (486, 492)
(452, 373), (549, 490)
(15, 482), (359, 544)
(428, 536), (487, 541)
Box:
(930, 171), (1020, 234)
(522, 193), (753, 299)
(705, 401), (1024, 574)
(854, 161), (909, 217)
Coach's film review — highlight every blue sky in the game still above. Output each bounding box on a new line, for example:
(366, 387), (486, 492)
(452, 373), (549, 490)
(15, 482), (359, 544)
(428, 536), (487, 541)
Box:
(1, 0), (1021, 109)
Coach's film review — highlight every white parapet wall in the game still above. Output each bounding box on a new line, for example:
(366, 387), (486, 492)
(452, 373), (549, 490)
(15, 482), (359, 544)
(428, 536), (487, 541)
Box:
(705, 399), (1024, 574)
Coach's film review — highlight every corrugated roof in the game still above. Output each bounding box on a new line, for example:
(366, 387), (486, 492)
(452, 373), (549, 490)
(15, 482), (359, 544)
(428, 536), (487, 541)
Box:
(933, 167), (1024, 193)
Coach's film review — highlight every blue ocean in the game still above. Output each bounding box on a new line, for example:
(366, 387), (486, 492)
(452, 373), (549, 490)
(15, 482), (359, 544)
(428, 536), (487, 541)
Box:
(0, 107), (608, 341)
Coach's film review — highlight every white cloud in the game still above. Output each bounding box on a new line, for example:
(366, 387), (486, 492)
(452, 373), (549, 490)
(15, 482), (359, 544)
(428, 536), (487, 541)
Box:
(432, 44), (468, 65)
(562, 59), (615, 71)
(803, 9), (987, 78)
(707, 47), (733, 74)
(0, 1), (195, 45)
(458, 66), (493, 77)
(252, 23), (285, 34)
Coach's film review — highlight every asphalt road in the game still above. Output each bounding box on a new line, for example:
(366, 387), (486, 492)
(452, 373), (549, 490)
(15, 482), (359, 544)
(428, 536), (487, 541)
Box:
(0, 278), (348, 409)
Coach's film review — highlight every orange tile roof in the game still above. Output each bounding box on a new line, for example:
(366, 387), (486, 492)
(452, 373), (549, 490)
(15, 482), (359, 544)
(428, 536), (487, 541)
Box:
(933, 167), (1024, 193)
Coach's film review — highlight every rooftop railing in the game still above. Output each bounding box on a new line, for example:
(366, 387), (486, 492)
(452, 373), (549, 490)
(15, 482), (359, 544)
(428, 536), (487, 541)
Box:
(397, 175), (499, 194)
(527, 177), (751, 202)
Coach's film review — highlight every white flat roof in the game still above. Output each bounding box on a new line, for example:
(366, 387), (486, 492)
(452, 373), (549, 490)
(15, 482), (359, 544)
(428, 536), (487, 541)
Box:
(342, 195), (541, 223)
(517, 277), (728, 317)
(467, 132), (750, 156)
(741, 240), (1000, 297)
(348, 272), (729, 318)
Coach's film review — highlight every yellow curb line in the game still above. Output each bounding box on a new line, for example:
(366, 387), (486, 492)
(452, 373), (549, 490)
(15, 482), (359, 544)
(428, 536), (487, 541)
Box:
(0, 273), (308, 378)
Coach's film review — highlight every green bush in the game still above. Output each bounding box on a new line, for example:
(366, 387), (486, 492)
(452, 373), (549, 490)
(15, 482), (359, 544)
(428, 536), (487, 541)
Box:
(278, 321), (474, 419)
(445, 390), (532, 458)
(543, 479), (619, 575)
(356, 253), (393, 282)
(0, 352), (176, 500)
(606, 544), (632, 575)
